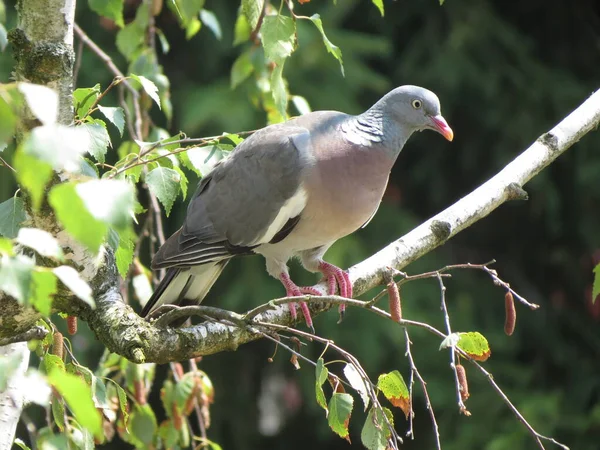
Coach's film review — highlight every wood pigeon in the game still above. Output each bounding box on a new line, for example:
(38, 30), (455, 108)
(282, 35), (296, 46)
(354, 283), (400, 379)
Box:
(141, 85), (453, 328)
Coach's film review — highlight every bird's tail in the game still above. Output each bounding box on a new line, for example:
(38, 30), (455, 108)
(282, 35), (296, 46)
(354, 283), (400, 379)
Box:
(140, 260), (230, 319)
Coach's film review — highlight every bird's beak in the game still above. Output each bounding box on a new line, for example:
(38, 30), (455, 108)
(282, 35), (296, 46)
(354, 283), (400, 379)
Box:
(429, 115), (454, 142)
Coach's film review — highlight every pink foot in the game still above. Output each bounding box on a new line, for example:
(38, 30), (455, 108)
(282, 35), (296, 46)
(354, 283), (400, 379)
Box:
(279, 273), (320, 331)
(318, 261), (353, 320)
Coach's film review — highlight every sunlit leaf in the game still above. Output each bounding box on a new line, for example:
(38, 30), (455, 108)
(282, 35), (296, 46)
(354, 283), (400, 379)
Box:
(200, 9), (221, 40)
(270, 63), (287, 119)
(242, 0), (264, 29)
(0, 254), (34, 303)
(18, 83), (58, 125)
(115, 232), (134, 278)
(73, 85), (101, 119)
(0, 196), (27, 238)
(98, 105), (125, 136)
(116, 4), (149, 59)
(16, 228), (64, 260)
(13, 150), (53, 211)
(328, 392), (353, 440)
(53, 265), (95, 308)
(48, 369), (103, 440)
(48, 182), (108, 252)
(89, 0), (125, 28)
(233, 12), (251, 45)
(377, 370), (410, 418)
(30, 269), (57, 316)
(0, 238), (13, 255)
(76, 179), (135, 231)
(456, 331), (491, 361)
(371, 0), (384, 16)
(261, 14), (296, 62)
(131, 74), (161, 109)
(343, 363), (369, 411)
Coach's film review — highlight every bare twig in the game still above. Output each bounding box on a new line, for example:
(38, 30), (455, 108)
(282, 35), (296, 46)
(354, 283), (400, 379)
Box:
(403, 327), (440, 449)
(0, 155), (16, 172)
(436, 273), (469, 415)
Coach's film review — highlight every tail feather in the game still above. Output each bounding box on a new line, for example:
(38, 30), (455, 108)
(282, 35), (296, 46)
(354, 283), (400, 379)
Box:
(141, 260), (229, 319)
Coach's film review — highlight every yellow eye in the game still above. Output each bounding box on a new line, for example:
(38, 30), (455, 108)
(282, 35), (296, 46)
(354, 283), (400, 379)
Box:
(412, 99), (422, 109)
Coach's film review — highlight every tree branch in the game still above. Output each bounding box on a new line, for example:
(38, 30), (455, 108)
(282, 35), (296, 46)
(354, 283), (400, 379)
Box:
(81, 87), (600, 364)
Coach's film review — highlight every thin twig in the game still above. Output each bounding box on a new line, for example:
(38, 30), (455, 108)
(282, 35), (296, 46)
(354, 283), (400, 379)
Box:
(73, 36), (84, 86)
(403, 327), (440, 449)
(0, 155), (16, 172)
(74, 23), (143, 140)
(436, 273), (469, 415)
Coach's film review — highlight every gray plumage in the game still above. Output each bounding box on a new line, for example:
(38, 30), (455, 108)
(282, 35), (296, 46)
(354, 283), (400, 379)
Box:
(141, 85), (453, 318)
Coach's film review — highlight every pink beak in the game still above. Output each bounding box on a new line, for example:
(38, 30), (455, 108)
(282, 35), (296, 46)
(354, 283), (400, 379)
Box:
(429, 115), (454, 142)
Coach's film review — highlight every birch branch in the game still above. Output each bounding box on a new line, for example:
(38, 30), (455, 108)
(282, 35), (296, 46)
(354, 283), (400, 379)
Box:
(79, 88), (600, 364)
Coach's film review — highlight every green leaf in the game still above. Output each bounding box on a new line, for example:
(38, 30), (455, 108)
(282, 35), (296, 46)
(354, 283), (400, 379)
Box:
(315, 358), (328, 412)
(146, 166), (181, 216)
(291, 95), (311, 116)
(79, 120), (111, 163)
(308, 15), (344, 76)
(89, 0), (125, 28)
(12, 439), (31, 450)
(53, 265), (95, 308)
(16, 228), (64, 260)
(173, 166), (189, 199)
(0, 23), (7, 52)
(18, 83), (58, 125)
(116, 4), (149, 59)
(343, 363), (369, 411)
(48, 182), (108, 252)
(361, 407), (394, 450)
(242, 0), (264, 29)
(129, 404), (157, 447)
(0, 196), (27, 238)
(44, 353), (66, 374)
(0, 238), (13, 255)
(0, 94), (18, 144)
(13, 150), (53, 211)
(456, 331), (492, 361)
(30, 269), (57, 316)
(0, 254), (34, 302)
(377, 370), (410, 417)
(233, 12), (251, 45)
(231, 51), (254, 89)
(115, 232), (134, 278)
(371, 0), (384, 16)
(20, 124), (90, 172)
(593, 264), (600, 304)
(51, 396), (66, 432)
(131, 74), (161, 109)
(261, 15), (296, 62)
(48, 369), (103, 440)
(76, 179), (135, 231)
(200, 9), (222, 40)
(270, 63), (288, 119)
(73, 85), (101, 119)
(328, 392), (353, 440)
(98, 105), (125, 136)
(105, 378), (130, 427)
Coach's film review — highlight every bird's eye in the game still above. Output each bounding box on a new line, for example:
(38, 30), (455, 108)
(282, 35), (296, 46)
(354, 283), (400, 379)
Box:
(412, 99), (422, 109)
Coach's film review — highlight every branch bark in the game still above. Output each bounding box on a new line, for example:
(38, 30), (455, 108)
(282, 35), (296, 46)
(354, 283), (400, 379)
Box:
(62, 88), (600, 364)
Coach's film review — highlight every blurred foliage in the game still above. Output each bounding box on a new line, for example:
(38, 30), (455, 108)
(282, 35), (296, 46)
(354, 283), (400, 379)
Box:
(1, 0), (600, 449)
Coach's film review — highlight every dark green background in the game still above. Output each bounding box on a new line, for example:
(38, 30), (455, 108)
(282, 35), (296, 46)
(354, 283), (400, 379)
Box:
(2, 0), (599, 448)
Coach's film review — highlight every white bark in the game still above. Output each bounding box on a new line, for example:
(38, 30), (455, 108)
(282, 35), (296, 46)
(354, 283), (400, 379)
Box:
(0, 343), (30, 450)
(349, 88), (600, 292)
(99, 87), (600, 363)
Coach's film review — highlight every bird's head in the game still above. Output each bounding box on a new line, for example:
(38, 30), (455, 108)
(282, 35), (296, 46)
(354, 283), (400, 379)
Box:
(384, 85), (454, 141)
